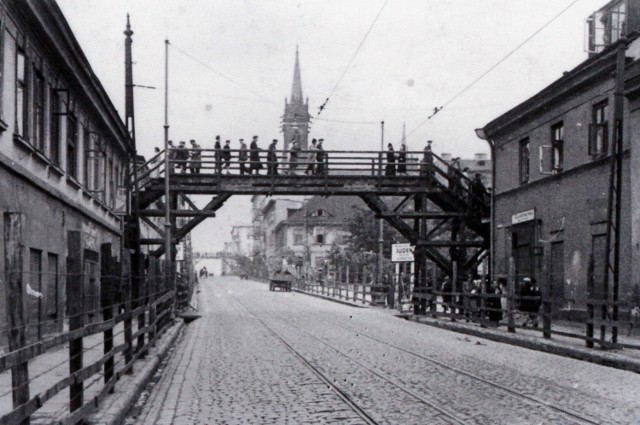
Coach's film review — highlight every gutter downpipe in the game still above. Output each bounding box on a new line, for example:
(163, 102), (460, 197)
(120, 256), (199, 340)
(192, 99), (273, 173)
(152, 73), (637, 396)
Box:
(475, 129), (495, 284)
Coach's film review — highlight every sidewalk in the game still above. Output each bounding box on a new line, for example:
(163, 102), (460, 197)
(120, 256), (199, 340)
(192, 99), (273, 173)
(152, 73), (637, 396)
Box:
(294, 288), (640, 374)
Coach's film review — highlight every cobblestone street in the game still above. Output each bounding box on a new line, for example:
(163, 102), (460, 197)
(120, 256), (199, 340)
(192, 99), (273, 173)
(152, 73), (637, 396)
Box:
(128, 277), (640, 424)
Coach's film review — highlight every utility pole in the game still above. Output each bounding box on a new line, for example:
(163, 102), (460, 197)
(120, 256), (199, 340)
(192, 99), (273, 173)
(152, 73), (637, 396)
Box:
(163, 39), (172, 293)
(378, 121), (385, 284)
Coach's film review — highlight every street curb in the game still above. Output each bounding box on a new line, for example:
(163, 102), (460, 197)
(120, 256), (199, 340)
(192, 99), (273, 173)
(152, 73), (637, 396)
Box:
(87, 319), (185, 425)
(403, 315), (640, 374)
(292, 288), (366, 308)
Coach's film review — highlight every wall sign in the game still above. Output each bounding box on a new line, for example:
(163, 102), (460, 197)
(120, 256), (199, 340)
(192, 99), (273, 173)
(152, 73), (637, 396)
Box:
(511, 209), (535, 225)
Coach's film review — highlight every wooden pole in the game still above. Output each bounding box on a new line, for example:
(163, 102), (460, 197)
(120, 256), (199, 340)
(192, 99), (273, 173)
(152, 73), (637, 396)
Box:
(121, 250), (133, 372)
(100, 243), (115, 392)
(67, 231), (84, 414)
(4, 213), (30, 425)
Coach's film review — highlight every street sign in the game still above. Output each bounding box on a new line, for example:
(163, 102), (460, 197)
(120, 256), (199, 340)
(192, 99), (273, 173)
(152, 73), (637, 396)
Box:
(391, 243), (414, 262)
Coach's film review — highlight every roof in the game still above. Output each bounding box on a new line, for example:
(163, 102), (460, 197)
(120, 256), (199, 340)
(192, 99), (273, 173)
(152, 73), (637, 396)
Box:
(277, 196), (364, 229)
(482, 38), (632, 139)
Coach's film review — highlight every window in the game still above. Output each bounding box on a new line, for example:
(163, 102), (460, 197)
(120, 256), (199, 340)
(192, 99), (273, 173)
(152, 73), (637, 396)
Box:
(551, 122), (564, 172)
(587, 1), (627, 54)
(49, 89), (60, 164)
(109, 158), (115, 207)
(15, 50), (27, 137)
(589, 101), (608, 157)
(293, 230), (304, 245)
(46, 254), (58, 320)
(67, 114), (78, 178)
(33, 71), (45, 151)
(83, 126), (91, 187)
(519, 138), (530, 184)
(316, 234), (325, 244)
(28, 249), (42, 342)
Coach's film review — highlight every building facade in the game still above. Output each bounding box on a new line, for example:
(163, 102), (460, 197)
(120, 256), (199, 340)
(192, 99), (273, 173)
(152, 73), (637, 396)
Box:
(0, 1), (131, 344)
(481, 0), (640, 315)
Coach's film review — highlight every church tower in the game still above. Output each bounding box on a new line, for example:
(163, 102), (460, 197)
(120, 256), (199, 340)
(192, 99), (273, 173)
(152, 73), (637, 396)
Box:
(282, 47), (311, 152)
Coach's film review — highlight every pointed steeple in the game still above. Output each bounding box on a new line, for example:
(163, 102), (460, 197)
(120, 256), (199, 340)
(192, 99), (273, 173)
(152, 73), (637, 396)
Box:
(290, 46), (303, 103)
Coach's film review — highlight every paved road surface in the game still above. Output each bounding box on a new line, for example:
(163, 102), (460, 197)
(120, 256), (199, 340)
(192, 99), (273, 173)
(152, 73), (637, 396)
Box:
(128, 277), (640, 424)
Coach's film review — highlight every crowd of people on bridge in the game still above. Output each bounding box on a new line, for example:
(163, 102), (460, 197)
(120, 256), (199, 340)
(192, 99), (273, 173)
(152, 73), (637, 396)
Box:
(155, 135), (330, 177)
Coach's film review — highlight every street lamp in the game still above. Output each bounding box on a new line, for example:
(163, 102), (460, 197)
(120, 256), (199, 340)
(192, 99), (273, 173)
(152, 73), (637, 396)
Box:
(474, 127), (495, 284)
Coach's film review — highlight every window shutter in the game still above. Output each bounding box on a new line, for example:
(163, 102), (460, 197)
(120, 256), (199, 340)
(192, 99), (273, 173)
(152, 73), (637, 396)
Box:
(539, 145), (553, 175)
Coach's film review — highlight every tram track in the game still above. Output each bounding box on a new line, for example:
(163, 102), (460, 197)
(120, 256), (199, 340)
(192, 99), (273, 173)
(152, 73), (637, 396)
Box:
(274, 300), (604, 425)
(230, 295), (472, 425)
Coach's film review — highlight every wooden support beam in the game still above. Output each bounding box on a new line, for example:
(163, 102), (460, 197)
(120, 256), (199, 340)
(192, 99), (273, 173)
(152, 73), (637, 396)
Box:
(140, 216), (165, 237)
(416, 240), (486, 248)
(67, 231), (84, 414)
(179, 193), (199, 211)
(140, 209), (217, 217)
(379, 211), (465, 219)
(4, 213), (30, 425)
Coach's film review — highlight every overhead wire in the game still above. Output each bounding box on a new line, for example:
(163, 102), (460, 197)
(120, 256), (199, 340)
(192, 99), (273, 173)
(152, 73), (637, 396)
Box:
(317, 0), (390, 116)
(403, 0), (583, 141)
(169, 42), (279, 107)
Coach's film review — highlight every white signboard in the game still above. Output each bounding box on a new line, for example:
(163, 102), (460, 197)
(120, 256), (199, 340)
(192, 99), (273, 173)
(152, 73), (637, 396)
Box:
(511, 209), (535, 225)
(391, 243), (414, 263)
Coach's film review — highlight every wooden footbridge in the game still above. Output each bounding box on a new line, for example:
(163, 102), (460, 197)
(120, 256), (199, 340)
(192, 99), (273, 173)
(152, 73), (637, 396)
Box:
(130, 148), (490, 314)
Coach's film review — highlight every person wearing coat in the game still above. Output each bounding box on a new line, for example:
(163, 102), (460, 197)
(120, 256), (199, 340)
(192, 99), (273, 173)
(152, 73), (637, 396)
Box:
(315, 139), (326, 175)
(267, 139), (278, 176)
(397, 144), (407, 175)
(249, 136), (263, 175)
(238, 139), (248, 175)
(222, 140), (232, 174)
(289, 139), (301, 174)
(305, 139), (317, 175)
(385, 143), (396, 176)
(214, 136), (222, 174)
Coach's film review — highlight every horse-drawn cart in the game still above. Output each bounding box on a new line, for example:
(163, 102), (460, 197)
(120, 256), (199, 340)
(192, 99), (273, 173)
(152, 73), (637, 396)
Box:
(269, 271), (294, 292)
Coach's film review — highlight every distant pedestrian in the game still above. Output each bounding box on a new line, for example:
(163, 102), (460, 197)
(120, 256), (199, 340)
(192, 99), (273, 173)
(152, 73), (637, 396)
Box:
(448, 157), (463, 196)
(520, 277), (541, 328)
(305, 139), (317, 175)
(167, 140), (177, 172)
(267, 139), (278, 176)
(486, 279), (503, 325)
(175, 141), (189, 173)
(385, 143), (396, 176)
(249, 136), (263, 175)
(238, 139), (248, 175)
(222, 140), (232, 174)
(315, 139), (325, 175)
(441, 276), (453, 313)
(468, 173), (487, 217)
(289, 139), (301, 174)
(149, 147), (162, 178)
(397, 143), (407, 175)
(420, 140), (434, 178)
(189, 139), (201, 174)
(214, 136), (222, 174)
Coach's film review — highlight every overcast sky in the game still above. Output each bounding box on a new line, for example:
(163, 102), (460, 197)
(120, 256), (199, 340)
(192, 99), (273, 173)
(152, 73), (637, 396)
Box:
(58, 0), (607, 252)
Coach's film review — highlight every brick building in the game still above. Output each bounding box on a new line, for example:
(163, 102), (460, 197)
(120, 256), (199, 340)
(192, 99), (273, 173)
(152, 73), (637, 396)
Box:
(479, 0), (640, 315)
(0, 1), (131, 344)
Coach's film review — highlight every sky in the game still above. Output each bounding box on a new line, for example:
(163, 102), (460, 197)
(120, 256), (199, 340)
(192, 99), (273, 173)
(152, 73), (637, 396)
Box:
(57, 0), (607, 252)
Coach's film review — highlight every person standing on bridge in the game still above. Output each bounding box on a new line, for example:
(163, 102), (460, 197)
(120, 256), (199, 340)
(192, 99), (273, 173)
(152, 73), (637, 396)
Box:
(238, 139), (248, 175)
(315, 139), (325, 175)
(385, 143), (396, 176)
(305, 139), (317, 175)
(222, 140), (232, 174)
(289, 139), (301, 175)
(189, 139), (201, 174)
(249, 136), (263, 175)
(397, 144), (407, 175)
(214, 136), (222, 174)
(420, 140), (434, 179)
(267, 139), (278, 175)
(176, 141), (190, 174)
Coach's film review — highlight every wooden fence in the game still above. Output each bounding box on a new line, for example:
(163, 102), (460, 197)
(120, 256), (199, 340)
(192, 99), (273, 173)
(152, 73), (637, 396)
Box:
(1, 220), (190, 425)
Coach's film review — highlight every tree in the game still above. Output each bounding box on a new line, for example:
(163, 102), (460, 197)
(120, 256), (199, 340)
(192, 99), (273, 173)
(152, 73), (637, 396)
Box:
(346, 207), (402, 258)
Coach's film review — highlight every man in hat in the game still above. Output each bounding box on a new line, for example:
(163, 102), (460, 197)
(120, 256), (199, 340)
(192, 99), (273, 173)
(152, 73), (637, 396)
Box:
(249, 136), (263, 175)
(175, 141), (189, 173)
(189, 139), (201, 174)
(214, 135), (222, 174)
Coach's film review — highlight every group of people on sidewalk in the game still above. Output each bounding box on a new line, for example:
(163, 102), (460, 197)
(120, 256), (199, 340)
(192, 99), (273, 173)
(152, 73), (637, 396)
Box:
(432, 275), (541, 327)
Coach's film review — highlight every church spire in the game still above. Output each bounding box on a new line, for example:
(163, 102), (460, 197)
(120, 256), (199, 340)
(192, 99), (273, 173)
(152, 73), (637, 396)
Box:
(290, 46), (303, 103)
